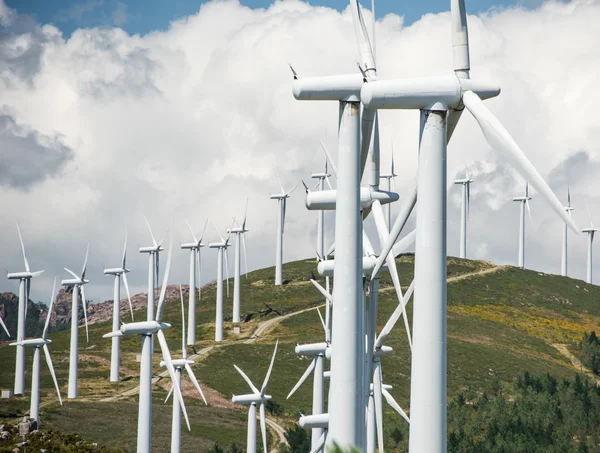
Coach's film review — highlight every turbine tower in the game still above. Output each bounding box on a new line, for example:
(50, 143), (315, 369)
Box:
(103, 235), (134, 382)
(270, 174), (298, 285)
(139, 217), (167, 322)
(561, 187), (574, 277)
(10, 279), (62, 424)
(513, 182), (532, 269)
(361, 0), (578, 450)
(103, 236), (190, 453)
(231, 341), (278, 453)
(228, 201), (249, 324)
(454, 168), (473, 258)
(61, 245), (90, 399)
(209, 224), (231, 342)
(583, 202), (598, 284)
(182, 220), (208, 346)
(7, 224), (44, 395)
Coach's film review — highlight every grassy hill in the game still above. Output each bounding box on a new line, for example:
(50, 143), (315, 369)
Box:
(1, 256), (599, 452)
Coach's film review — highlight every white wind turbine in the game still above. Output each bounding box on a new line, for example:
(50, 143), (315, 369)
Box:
(311, 160), (332, 258)
(103, 235), (134, 382)
(232, 341), (278, 453)
(583, 201), (598, 284)
(362, 0), (578, 450)
(513, 182), (532, 269)
(139, 217), (167, 323)
(7, 224), (44, 395)
(103, 236), (190, 453)
(379, 150), (398, 232)
(10, 278), (62, 424)
(228, 201), (250, 324)
(561, 187), (574, 277)
(209, 224), (231, 342)
(454, 167), (473, 258)
(270, 174), (298, 285)
(182, 220), (208, 345)
(61, 245), (90, 399)
(162, 286), (207, 453)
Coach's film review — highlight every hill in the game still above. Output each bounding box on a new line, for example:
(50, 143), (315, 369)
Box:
(1, 256), (600, 452)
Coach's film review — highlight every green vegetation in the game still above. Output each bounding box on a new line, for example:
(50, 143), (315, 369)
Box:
(575, 331), (600, 375)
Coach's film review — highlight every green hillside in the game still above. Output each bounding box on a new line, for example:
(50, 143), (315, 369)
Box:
(1, 256), (599, 452)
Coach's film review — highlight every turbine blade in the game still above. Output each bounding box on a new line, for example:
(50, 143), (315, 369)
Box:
(30, 270), (45, 278)
(287, 357), (316, 399)
(310, 279), (333, 303)
(526, 199), (533, 226)
(373, 364), (384, 451)
(16, 224), (30, 273)
(164, 383), (173, 403)
(180, 285), (186, 358)
(196, 249), (201, 299)
(63, 268), (79, 280)
(587, 199), (594, 228)
(122, 272), (134, 321)
(261, 340), (279, 396)
(286, 184), (299, 197)
(224, 248), (230, 298)
(242, 233), (249, 280)
(451, 0), (470, 75)
(233, 365), (260, 394)
(122, 234), (127, 269)
(186, 220), (198, 244)
(375, 279), (415, 349)
(185, 363), (208, 405)
(325, 175), (333, 190)
(157, 330), (190, 430)
(43, 278), (57, 339)
(243, 198), (249, 230)
(211, 221), (225, 243)
(200, 219), (209, 242)
(390, 229), (417, 257)
(308, 433), (326, 453)
(320, 141), (338, 177)
(363, 229), (376, 257)
(349, 0), (376, 72)
(275, 171), (285, 194)
(259, 403), (268, 453)
(382, 388), (410, 424)
(463, 90), (578, 232)
(43, 344), (63, 405)
(316, 307), (327, 336)
(144, 215), (158, 246)
(156, 233), (173, 322)
(0, 316), (10, 337)
(80, 286), (89, 343)
(81, 243), (89, 280)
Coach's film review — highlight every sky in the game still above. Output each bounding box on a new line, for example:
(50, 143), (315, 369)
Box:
(0, 0), (598, 306)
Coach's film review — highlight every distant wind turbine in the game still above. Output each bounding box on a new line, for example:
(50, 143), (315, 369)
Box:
(513, 182), (532, 268)
(311, 160), (332, 258)
(182, 220), (208, 345)
(61, 244), (90, 399)
(583, 201), (598, 284)
(379, 148), (398, 232)
(228, 201), (250, 324)
(561, 187), (575, 277)
(209, 224), (231, 341)
(454, 167), (473, 259)
(270, 174), (298, 285)
(139, 217), (167, 322)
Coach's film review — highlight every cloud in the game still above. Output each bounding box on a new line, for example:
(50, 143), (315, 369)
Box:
(0, 0), (599, 304)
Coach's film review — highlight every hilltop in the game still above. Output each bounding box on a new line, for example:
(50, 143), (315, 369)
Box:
(1, 256), (600, 452)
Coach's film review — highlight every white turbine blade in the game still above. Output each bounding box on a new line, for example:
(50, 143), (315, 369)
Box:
(196, 249), (202, 299)
(158, 330), (191, 431)
(143, 215), (158, 246)
(122, 234), (128, 269)
(211, 221), (225, 243)
(320, 141), (338, 177)
(185, 220), (198, 244)
(259, 403), (268, 453)
(80, 286), (89, 343)
(463, 90), (578, 232)
(275, 171), (285, 194)
(363, 229), (376, 257)
(180, 285), (186, 358)
(25, 280), (30, 320)
(374, 365), (384, 451)
(526, 199), (533, 226)
(242, 233), (249, 280)
(375, 279), (415, 349)
(326, 241), (335, 257)
(310, 279), (333, 303)
(371, 0), (376, 58)
(43, 344), (63, 405)
(286, 184), (299, 197)
(233, 365), (260, 394)
(349, 0), (376, 73)
(30, 270), (44, 278)
(261, 340), (278, 396)
(308, 433), (326, 453)
(184, 363), (208, 405)
(391, 229), (417, 257)
(586, 200), (594, 228)
(287, 357), (316, 399)
(81, 243), (89, 280)
(281, 198), (287, 235)
(467, 182), (471, 220)
(325, 175), (333, 190)
(199, 219), (209, 242)
(567, 185), (572, 208)
(155, 233), (173, 322)
(242, 198), (249, 230)
(0, 316), (10, 337)
(382, 388), (410, 424)
(316, 307), (327, 336)
(63, 268), (79, 280)
(122, 272), (134, 321)
(164, 383), (174, 403)
(16, 224), (30, 273)
(43, 278), (57, 339)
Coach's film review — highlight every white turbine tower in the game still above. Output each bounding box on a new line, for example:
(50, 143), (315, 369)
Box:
(162, 286), (207, 453)
(270, 174), (298, 285)
(182, 220), (208, 346)
(231, 341), (278, 453)
(10, 278), (62, 424)
(61, 245), (90, 399)
(561, 187), (574, 277)
(7, 224), (44, 395)
(379, 152), (398, 232)
(103, 235), (134, 382)
(362, 0), (578, 450)
(139, 218), (167, 322)
(513, 182), (532, 269)
(104, 236), (190, 453)
(583, 202), (598, 284)
(209, 224), (231, 342)
(228, 201), (249, 324)
(454, 168), (473, 258)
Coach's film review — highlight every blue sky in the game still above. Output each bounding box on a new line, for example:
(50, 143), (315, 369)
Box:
(8, 0), (542, 37)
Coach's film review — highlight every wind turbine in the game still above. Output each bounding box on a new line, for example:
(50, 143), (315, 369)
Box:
(513, 182), (532, 269)
(182, 220), (208, 345)
(231, 341), (278, 453)
(311, 161), (332, 258)
(103, 236), (190, 453)
(361, 0), (578, 450)
(228, 201), (250, 324)
(561, 187), (575, 277)
(209, 224), (231, 341)
(379, 150), (398, 232)
(139, 217), (167, 322)
(103, 235), (134, 382)
(10, 278), (62, 424)
(270, 174), (298, 285)
(61, 245), (90, 399)
(0, 315), (9, 338)
(7, 224), (44, 395)
(162, 286), (207, 453)
(583, 201), (598, 284)
(454, 167), (473, 258)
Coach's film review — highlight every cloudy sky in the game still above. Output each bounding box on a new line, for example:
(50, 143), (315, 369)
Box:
(0, 0), (598, 304)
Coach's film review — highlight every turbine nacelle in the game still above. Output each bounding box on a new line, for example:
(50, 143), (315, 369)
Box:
(181, 243), (202, 250)
(512, 196), (531, 202)
(160, 358), (194, 368)
(208, 242), (229, 249)
(453, 178), (472, 185)
(582, 228), (599, 233)
(103, 267), (129, 275)
(306, 188), (399, 211)
(7, 270), (44, 280)
(10, 338), (51, 347)
(226, 227), (248, 234)
(299, 413), (329, 429)
(295, 342), (328, 356)
(269, 193), (290, 200)
(139, 245), (163, 254)
(61, 278), (89, 286)
(318, 256), (379, 277)
(292, 73), (364, 102)
(310, 172), (331, 179)
(374, 345), (393, 357)
(231, 393), (272, 405)
(103, 321), (171, 337)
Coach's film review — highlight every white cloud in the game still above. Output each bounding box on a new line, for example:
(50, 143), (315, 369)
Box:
(0, 0), (599, 304)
